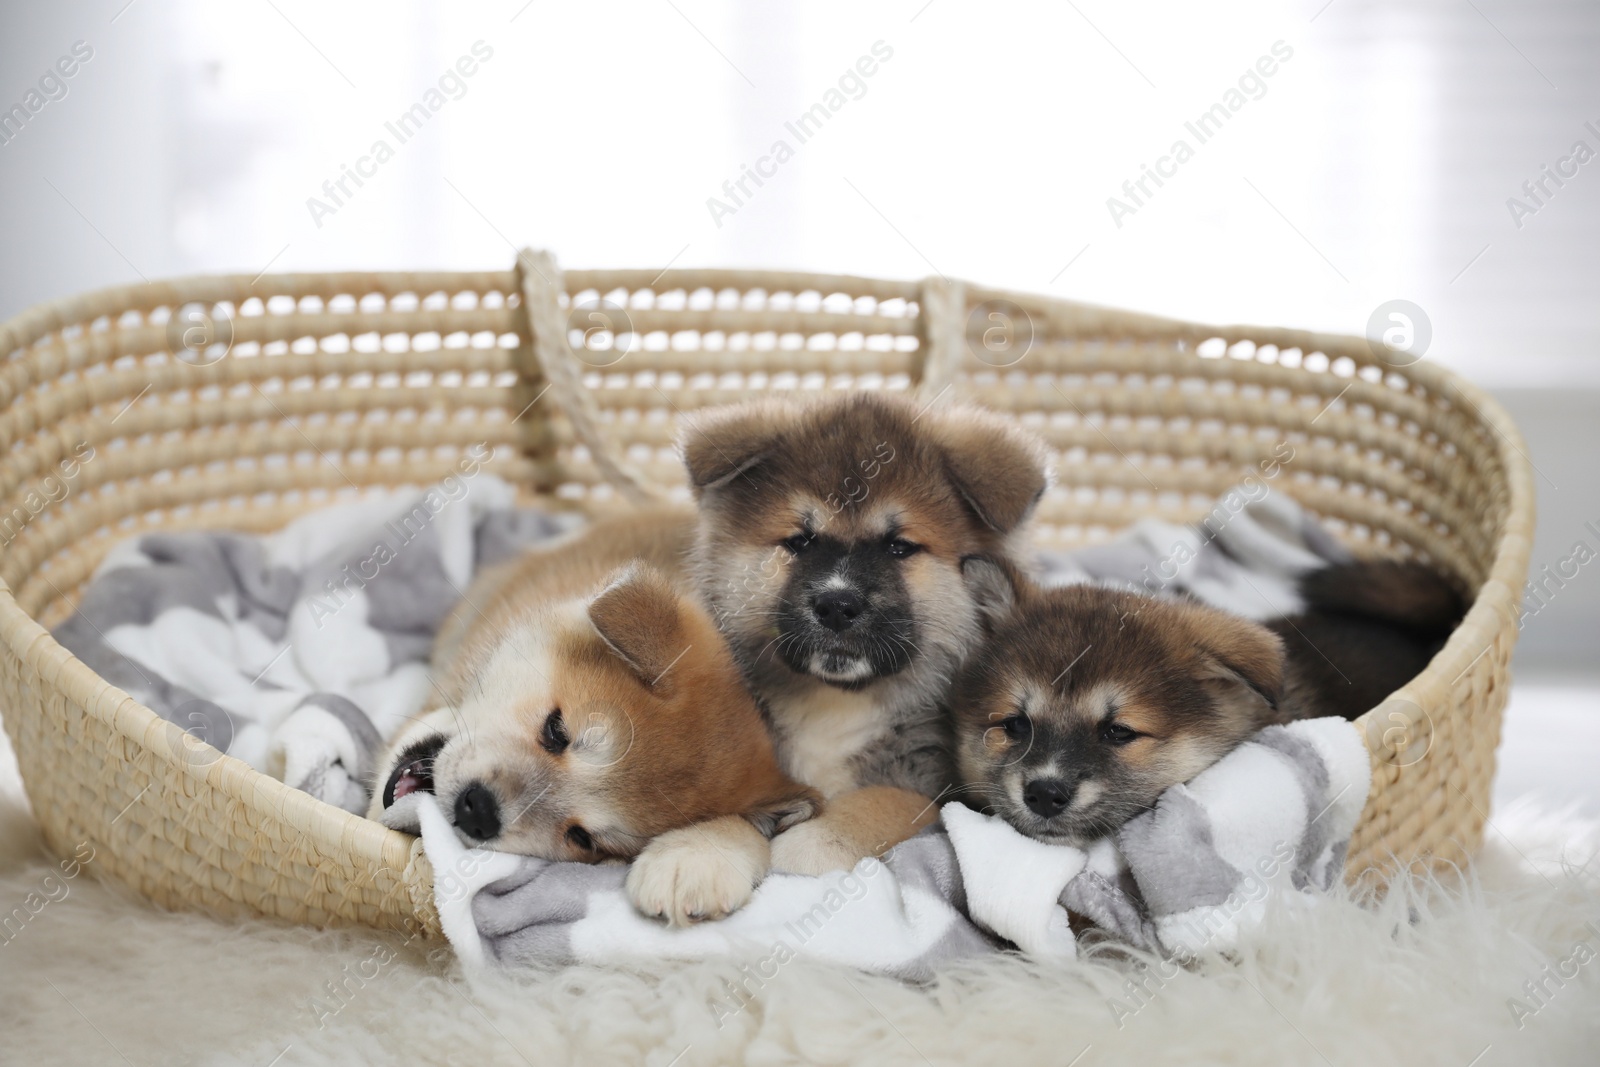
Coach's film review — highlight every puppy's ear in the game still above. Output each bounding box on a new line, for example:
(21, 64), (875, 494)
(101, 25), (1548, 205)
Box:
(588, 564), (689, 695)
(961, 555), (1023, 632)
(680, 400), (795, 494)
(1184, 607), (1285, 721)
(928, 407), (1049, 534)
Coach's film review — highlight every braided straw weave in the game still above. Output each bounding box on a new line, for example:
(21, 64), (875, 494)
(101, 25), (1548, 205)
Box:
(0, 249), (1532, 935)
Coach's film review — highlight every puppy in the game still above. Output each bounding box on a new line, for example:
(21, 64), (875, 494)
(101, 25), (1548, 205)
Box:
(681, 392), (1050, 874)
(368, 507), (820, 925)
(953, 557), (1463, 845)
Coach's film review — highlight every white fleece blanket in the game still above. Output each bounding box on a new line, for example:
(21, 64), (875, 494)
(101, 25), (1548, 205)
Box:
(429, 716), (1370, 976)
(53, 467), (581, 812)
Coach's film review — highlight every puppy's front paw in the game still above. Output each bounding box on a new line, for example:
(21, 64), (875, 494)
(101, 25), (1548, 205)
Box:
(625, 823), (764, 926)
(769, 820), (865, 876)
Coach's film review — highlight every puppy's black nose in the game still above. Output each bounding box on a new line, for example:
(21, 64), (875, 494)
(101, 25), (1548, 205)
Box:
(453, 782), (501, 840)
(1023, 778), (1072, 818)
(812, 589), (865, 632)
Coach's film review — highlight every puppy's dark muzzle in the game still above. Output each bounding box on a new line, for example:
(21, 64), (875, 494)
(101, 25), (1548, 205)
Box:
(453, 781), (502, 840)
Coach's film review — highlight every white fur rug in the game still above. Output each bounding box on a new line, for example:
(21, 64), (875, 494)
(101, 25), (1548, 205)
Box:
(2, 726), (1597, 1067)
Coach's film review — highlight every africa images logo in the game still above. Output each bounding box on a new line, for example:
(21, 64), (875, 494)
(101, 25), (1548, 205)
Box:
(0, 40), (94, 148)
(1105, 40), (1294, 228)
(305, 41), (495, 228)
(706, 40), (895, 227)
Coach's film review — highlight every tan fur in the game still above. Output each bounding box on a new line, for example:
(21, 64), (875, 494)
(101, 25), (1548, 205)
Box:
(768, 785), (939, 876)
(368, 506), (820, 926)
(429, 505), (694, 677)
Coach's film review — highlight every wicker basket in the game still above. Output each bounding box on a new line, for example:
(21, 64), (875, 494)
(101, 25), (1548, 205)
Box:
(0, 249), (1532, 937)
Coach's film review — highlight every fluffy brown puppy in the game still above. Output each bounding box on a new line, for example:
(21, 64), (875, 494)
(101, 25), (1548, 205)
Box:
(953, 557), (1463, 845)
(681, 392), (1050, 874)
(368, 507), (820, 925)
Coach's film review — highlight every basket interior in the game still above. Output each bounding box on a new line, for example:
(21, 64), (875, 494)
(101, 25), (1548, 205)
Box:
(0, 264), (1529, 920)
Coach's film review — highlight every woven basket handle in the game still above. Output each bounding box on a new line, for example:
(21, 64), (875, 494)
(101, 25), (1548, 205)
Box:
(515, 248), (663, 505)
(916, 275), (967, 405)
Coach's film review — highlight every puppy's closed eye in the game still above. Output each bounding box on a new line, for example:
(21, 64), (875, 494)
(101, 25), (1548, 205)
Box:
(540, 708), (570, 754)
(565, 825), (594, 851)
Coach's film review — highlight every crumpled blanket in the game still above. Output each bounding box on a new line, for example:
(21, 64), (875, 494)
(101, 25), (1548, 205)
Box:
(428, 716), (1369, 975)
(57, 465), (1367, 963)
(1031, 478), (1354, 620)
(54, 466), (580, 812)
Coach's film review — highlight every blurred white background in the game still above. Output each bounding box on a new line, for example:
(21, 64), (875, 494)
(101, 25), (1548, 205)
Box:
(0, 0), (1595, 807)
(4, 1), (1598, 383)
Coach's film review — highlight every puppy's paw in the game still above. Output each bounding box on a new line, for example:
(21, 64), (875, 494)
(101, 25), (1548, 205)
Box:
(769, 820), (866, 876)
(625, 823), (764, 926)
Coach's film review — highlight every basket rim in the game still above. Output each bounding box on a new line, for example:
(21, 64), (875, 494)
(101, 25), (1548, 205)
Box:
(0, 263), (1536, 905)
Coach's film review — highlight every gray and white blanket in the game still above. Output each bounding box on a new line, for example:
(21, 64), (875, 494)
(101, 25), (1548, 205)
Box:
(55, 462), (581, 811)
(428, 715), (1368, 977)
(56, 467), (1368, 969)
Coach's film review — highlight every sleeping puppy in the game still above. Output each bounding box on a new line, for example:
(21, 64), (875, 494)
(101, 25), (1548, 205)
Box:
(681, 392), (1050, 875)
(367, 507), (820, 925)
(954, 557), (1463, 845)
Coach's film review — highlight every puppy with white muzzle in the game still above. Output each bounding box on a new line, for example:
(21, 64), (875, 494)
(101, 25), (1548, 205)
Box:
(368, 507), (820, 925)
